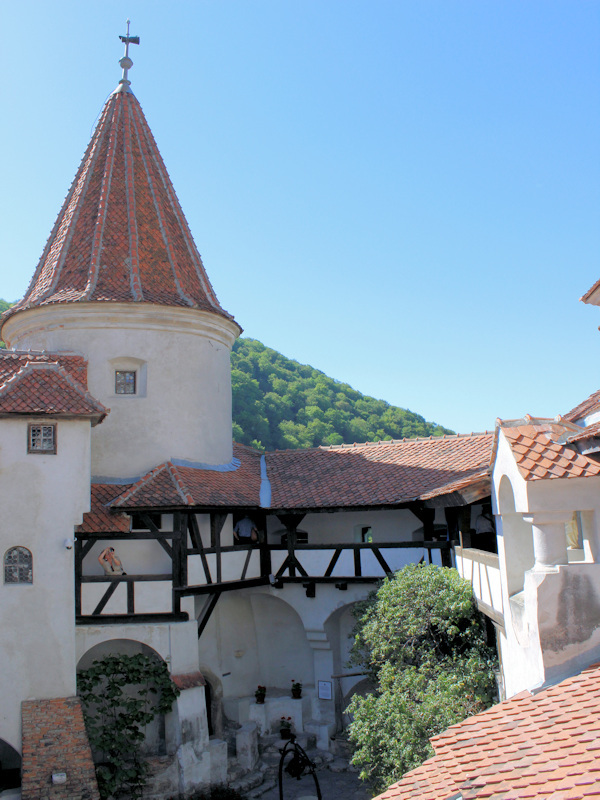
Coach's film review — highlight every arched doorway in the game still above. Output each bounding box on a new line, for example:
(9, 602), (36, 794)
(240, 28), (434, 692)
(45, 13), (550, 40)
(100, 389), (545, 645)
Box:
(0, 739), (21, 793)
(77, 639), (169, 757)
(497, 475), (534, 596)
(324, 602), (375, 729)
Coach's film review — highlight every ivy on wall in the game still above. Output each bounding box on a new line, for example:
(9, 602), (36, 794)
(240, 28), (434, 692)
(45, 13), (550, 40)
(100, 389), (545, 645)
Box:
(77, 653), (180, 799)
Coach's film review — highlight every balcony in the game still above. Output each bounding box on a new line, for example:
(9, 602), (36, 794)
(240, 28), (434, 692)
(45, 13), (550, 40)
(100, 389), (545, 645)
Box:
(454, 546), (504, 628)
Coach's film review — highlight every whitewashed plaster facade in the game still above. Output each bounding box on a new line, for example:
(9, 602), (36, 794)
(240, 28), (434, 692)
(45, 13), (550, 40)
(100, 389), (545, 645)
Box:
(457, 422), (600, 700)
(0, 416), (92, 757)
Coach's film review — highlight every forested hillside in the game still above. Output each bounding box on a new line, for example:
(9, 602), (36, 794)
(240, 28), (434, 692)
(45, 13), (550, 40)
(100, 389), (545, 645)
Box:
(232, 338), (452, 450)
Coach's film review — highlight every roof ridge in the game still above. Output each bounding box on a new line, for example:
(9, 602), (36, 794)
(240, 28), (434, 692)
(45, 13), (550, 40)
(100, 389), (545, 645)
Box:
(110, 463), (170, 507)
(266, 431), (494, 455)
(165, 462), (195, 505)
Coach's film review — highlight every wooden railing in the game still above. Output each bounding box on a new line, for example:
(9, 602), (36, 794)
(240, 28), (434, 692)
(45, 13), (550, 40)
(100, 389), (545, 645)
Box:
(181, 539), (452, 595)
(75, 514), (188, 624)
(75, 517), (451, 627)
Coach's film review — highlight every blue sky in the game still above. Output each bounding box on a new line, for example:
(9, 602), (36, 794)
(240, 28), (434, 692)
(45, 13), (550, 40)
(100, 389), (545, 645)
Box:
(1, 1), (599, 434)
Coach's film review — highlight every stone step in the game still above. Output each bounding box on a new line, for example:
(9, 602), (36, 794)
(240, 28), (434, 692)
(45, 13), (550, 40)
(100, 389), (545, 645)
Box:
(229, 769), (266, 794)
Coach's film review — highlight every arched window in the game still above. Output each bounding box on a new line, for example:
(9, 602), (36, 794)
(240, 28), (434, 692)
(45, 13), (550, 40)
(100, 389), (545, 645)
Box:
(4, 547), (33, 584)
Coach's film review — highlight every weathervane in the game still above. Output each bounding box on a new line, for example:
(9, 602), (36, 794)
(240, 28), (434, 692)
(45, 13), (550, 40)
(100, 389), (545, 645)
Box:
(118, 19), (140, 87)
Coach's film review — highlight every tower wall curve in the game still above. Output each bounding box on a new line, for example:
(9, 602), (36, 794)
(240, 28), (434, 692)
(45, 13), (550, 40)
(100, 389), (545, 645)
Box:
(3, 303), (239, 478)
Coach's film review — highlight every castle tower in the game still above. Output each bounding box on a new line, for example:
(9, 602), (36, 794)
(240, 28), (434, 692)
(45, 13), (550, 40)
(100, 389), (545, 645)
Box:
(1, 38), (241, 479)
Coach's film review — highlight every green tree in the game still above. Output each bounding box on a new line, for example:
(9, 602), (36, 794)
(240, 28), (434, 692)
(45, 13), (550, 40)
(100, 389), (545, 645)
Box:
(346, 564), (497, 793)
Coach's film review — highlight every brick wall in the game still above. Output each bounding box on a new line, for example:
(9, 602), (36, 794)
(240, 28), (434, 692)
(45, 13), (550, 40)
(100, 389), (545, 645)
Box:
(21, 697), (100, 800)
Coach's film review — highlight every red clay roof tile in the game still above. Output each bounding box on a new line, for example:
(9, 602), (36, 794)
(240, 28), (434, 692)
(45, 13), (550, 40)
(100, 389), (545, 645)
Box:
(266, 433), (493, 509)
(567, 421), (600, 443)
(563, 390), (600, 423)
(109, 443), (263, 509)
(77, 484), (132, 533)
(375, 662), (600, 800)
(499, 421), (600, 481)
(0, 356), (107, 423)
(85, 434), (494, 512)
(0, 351), (88, 387)
(1, 89), (238, 335)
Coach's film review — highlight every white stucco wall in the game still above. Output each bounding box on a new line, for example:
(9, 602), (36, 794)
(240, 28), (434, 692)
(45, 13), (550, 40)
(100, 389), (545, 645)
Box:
(491, 429), (600, 697)
(3, 304), (239, 478)
(0, 416), (93, 755)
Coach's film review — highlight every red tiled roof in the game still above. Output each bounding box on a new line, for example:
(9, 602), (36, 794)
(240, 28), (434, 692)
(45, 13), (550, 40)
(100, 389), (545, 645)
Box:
(377, 662), (600, 800)
(567, 420), (600, 443)
(377, 756), (458, 800)
(1, 88), (238, 333)
(110, 443), (263, 509)
(265, 434), (493, 509)
(580, 278), (600, 306)
(499, 419), (600, 481)
(77, 483), (132, 533)
(563, 389), (600, 423)
(0, 361), (107, 423)
(0, 351), (88, 388)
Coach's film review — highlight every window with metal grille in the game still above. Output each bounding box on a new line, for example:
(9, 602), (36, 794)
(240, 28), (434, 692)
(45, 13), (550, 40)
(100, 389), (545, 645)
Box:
(28, 424), (56, 454)
(4, 547), (33, 584)
(115, 370), (136, 394)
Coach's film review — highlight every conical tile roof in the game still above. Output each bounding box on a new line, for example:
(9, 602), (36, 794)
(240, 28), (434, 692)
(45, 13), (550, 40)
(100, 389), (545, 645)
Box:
(5, 87), (237, 326)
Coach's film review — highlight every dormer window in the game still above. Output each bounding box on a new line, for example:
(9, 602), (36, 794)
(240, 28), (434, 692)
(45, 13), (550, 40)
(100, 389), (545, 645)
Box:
(115, 370), (136, 395)
(28, 424), (56, 454)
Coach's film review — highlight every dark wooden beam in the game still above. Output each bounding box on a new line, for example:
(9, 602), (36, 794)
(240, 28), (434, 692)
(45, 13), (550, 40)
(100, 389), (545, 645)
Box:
(140, 513), (162, 534)
(127, 581), (135, 614)
(240, 548), (253, 580)
(77, 612), (189, 625)
(188, 514), (213, 584)
(76, 532), (175, 541)
(157, 538), (173, 558)
(210, 513), (228, 548)
(197, 593), (221, 639)
(81, 574), (172, 582)
(458, 506), (472, 549)
(92, 581), (120, 615)
(371, 547), (392, 575)
(176, 576), (271, 596)
(80, 539), (96, 559)
(74, 537), (83, 616)
(324, 549), (342, 577)
(211, 513), (227, 584)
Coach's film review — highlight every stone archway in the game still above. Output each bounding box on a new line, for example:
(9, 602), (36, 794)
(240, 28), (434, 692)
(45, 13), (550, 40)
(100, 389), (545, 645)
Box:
(77, 638), (169, 757)
(323, 602), (374, 727)
(497, 475), (534, 596)
(203, 591), (314, 701)
(0, 738), (21, 793)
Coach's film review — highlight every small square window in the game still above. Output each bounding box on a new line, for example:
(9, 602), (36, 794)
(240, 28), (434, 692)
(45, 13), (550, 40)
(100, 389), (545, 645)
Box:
(115, 370), (136, 395)
(361, 526), (373, 543)
(28, 424), (56, 454)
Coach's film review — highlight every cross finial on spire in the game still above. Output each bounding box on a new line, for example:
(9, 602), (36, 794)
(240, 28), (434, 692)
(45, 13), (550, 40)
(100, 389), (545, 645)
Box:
(117, 19), (140, 89)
